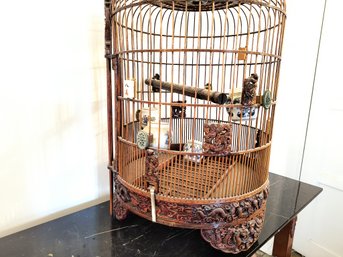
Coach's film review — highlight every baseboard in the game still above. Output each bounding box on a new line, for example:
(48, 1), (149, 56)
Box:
(295, 239), (341, 257)
(0, 196), (109, 238)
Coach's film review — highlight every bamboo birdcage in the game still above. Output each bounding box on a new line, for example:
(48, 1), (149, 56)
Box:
(105, 0), (286, 253)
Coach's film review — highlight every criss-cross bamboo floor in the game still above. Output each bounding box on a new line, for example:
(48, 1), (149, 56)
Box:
(122, 154), (266, 199)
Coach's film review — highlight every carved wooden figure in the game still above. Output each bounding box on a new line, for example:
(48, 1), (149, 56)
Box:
(241, 73), (259, 106)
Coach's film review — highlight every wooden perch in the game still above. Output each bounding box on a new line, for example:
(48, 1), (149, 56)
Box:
(145, 78), (228, 104)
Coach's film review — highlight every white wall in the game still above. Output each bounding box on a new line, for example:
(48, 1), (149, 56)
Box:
(269, 0), (326, 180)
(262, 0), (326, 254)
(292, 0), (343, 256)
(0, 1), (109, 237)
(268, 0), (343, 256)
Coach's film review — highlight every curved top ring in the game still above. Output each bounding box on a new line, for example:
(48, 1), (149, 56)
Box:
(114, 0), (286, 13)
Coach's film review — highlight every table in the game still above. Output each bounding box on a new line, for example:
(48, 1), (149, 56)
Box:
(0, 173), (322, 257)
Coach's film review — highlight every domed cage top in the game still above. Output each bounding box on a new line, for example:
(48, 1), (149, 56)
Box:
(105, 0), (286, 253)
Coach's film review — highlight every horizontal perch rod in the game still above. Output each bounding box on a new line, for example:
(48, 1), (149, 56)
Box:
(144, 78), (228, 105)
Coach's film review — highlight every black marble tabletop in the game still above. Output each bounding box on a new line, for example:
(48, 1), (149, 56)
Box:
(0, 173), (322, 257)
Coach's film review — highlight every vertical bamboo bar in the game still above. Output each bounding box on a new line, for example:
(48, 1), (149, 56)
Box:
(204, 156), (211, 197)
(105, 0), (113, 215)
(221, 156), (227, 197)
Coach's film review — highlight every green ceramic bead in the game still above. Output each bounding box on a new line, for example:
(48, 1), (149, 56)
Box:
(262, 90), (272, 109)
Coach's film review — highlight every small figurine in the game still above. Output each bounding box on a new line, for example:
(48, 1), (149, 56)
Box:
(151, 74), (161, 92)
(241, 73), (258, 106)
(171, 100), (186, 118)
(152, 73), (160, 80)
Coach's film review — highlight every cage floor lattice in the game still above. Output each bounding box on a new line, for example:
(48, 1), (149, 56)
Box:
(123, 154), (264, 199)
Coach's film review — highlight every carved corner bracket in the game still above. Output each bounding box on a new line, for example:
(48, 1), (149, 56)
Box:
(201, 214), (265, 254)
(113, 172), (129, 220)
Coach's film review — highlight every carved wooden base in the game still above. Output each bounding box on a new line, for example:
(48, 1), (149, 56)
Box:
(114, 176), (268, 253)
(113, 195), (129, 221)
(201, 215), (264, 254)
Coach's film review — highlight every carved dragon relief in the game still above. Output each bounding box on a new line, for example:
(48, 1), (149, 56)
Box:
(113, 172), (129, 220)
(193, 189), (267, 224)
(113, 195), (129, 221)
(201, 214), (265, 254)
(113, 177), (269, 226)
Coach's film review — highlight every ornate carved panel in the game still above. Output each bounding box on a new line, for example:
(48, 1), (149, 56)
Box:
(113, 195), (129, 221)
(144, 149), (159, 192)
(114, 177), (268, 228)
(203, 123), (232, 155)
(201, 214), (265, 253)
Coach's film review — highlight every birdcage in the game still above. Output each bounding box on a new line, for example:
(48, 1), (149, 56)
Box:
(105, 0), (286, 253)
